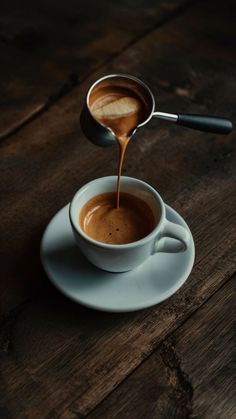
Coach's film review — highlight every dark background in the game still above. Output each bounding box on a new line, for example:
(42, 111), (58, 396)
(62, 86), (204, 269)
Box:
(1, 1), (235, 418)
(1, 0), (235, 138)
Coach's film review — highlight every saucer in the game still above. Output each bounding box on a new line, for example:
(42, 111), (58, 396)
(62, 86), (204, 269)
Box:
(41, 204), (195, 312)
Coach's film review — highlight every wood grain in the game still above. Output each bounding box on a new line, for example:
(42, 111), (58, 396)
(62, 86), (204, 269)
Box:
(0, 0), (236, 417)
(0, 0), (236, 313)
(1, 0), (235, 316)
(0, 156), (235, 413)
(86, 276), (235, 419)
(0, 0), (190, 139)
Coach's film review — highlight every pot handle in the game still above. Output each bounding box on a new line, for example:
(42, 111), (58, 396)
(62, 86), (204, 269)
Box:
(153, 112), (233, 134)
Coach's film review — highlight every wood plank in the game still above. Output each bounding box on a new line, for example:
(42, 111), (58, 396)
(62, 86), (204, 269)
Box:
(86, 276), (235, 419)
(0, 0), (190, 139)
(0, 0), (236, 417)
(1, 0), (235, 317)
(0, 172), (235, 418)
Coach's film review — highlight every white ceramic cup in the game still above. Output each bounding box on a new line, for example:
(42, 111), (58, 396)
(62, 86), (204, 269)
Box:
(69, 176), (190, 272)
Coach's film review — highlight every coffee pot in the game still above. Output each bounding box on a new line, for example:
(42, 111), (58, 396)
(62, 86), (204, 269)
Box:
(80, 74), (233, 147)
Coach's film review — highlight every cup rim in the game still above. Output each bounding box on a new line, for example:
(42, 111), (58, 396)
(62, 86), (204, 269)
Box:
(86, 73), (155, 129)
(69, 176), (165, 249)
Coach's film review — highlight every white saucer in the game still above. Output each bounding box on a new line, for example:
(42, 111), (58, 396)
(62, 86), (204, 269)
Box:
(41, 204), (195, 312)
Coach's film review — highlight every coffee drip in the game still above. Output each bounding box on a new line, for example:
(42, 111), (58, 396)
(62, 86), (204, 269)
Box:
(90, 84), (149, 207)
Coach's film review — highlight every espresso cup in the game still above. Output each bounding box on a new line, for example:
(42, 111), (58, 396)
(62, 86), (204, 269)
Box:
(69, 176), (190, 272)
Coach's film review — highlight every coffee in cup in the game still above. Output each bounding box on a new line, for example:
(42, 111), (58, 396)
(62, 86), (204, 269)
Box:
(79, 191), (156, 245)
(69, 176), (190, 272)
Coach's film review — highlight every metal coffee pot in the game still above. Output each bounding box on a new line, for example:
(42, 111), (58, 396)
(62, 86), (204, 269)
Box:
(80, 74), (233, 147)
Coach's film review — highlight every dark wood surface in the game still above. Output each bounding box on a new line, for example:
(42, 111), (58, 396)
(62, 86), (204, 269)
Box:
(87, 276), (236, 419)
(0, 0), (235, 418)
(0, 0), (190, 140)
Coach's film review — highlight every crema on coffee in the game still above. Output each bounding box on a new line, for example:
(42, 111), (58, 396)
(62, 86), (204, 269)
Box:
(80, 192), (156, 245)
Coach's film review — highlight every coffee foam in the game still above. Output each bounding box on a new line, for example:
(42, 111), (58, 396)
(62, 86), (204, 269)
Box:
(91, 95), (141, 119)
(80, 192), (156, 244)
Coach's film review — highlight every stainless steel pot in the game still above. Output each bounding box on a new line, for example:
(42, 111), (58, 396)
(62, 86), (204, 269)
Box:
(80, 74), (233, 147)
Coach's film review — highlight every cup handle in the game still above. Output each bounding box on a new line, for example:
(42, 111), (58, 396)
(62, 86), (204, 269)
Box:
(154, 219), (190, 253)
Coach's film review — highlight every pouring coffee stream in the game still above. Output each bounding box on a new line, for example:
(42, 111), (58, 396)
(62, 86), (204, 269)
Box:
(80, 74), (233, 207)
(89, 85), (149, 207)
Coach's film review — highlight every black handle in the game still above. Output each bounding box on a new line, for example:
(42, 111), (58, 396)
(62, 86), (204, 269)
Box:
(177, 114), (233, 134)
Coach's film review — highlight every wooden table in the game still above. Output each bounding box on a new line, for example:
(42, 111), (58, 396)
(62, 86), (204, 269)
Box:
(1, 0), (235, 417)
